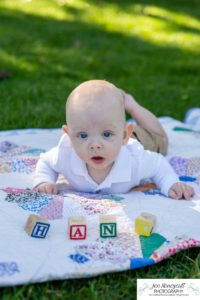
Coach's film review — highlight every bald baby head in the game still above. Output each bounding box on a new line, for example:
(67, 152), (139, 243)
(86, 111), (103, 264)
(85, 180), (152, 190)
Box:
(66, 80), (125, 127)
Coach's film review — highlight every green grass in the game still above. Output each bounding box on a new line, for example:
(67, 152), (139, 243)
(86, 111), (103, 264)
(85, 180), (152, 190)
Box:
(0, 0), (200, 298)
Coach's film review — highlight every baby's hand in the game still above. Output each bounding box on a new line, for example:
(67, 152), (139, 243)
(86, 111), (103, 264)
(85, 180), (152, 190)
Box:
(168, 182), (194, 200)
(34, 182), (58, 194)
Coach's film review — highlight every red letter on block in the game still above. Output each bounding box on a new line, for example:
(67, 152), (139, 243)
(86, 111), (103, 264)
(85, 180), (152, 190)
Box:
(70, 225), (86, 240)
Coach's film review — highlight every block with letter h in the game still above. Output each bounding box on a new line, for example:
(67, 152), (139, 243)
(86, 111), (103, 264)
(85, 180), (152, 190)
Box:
(100, 215), (117, 238)
(24, 214), (50, 238)
(69, 216), (87, 240)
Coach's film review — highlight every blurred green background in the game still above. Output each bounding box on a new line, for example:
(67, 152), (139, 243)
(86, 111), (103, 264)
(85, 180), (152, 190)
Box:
(0, 1), (199, 299)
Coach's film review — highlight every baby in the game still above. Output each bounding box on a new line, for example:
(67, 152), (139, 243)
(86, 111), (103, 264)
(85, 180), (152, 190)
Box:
(34, 80), (194, 200)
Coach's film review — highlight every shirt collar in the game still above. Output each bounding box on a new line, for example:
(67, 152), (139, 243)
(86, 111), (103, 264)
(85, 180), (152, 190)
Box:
(99, 146), (132, 189)
(69, 145), (132, 189)
(70, 148), (97, 186)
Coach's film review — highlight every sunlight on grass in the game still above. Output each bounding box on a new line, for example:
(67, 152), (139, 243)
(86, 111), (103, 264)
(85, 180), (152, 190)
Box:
(0, 49), (35, 72)
(79, 2), (200, 53)
(146, 5), (200, 30)
(1, 0), (200, 53)
(0, 0), (73, 20)
(130, 6), (200, 53)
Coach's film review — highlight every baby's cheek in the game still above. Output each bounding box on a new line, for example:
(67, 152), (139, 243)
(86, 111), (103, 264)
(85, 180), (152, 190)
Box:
(75, 148), (88, 162)
(107, 145), (121, 159)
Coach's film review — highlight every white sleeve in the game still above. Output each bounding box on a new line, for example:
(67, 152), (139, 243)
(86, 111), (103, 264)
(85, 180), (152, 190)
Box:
(33, 147), (59, 188)
(138, 150), (179, 196)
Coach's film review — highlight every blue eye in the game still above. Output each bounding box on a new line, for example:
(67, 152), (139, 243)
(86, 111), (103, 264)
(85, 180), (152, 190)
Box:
(78, 132), (88, 139)
(103, 131), (113, 138)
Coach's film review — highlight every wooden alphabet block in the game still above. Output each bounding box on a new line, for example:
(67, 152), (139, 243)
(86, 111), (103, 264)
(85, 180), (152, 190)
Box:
(68, 216), (87, 240)
(100, 215), (117, 238)
(134, 212), (156, 237)
(24, 214), (50, 238)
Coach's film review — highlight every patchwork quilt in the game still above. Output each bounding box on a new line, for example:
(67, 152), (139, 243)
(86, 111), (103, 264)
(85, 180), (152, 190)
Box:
(0, 109), (200, 286)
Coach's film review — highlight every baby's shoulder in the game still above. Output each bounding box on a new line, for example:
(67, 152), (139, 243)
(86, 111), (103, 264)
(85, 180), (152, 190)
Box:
(41, 134), (71, 164)
(126, 138), (144, 156)
(57, 133), (72, 149)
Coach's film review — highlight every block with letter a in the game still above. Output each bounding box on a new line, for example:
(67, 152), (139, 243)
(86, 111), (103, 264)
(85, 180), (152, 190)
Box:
(69, 216), (87, 240)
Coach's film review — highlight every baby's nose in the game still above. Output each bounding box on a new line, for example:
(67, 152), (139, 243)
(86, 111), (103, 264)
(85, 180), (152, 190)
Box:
(90, 140), (103, 150)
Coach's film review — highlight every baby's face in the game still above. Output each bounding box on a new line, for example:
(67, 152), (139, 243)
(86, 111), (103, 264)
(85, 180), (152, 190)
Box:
(65, 81), (132, 180)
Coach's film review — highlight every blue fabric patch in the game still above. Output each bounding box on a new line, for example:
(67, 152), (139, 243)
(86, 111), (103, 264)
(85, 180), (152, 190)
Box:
(179, 176), (196, 182)
(20, 148), (45, 156)
(0, 262), (20, 276)
(130, 257), (154, 269)
(18, 195), (53, 213)
(10, 158), (29, 173)
(5, 191), (54, 213)
(143, 189), (164, 196)
(104, 195), (124, 202)
(73, 192), (124, 201)
(69, 253), (89, 264)
(0, 141), (17, 153)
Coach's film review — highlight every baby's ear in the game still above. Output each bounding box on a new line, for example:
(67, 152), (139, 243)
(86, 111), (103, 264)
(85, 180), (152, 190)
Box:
(123, 123), (133, 145)
(62, 124), (69, 135)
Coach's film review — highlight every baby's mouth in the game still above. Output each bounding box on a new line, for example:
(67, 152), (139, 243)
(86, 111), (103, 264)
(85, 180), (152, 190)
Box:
(91, 156), (105, 164)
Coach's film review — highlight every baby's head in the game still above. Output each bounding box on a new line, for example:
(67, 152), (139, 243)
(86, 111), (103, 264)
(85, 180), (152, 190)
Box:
(66, 80), (126, 127)
(63, 80), (133, 179)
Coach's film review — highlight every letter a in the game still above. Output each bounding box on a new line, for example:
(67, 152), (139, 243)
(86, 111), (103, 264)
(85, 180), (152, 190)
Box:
(73, 227), (83, 238)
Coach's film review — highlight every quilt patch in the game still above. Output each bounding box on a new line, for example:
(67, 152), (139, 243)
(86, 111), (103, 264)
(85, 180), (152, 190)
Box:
(0, 262), (20, 277)
(0, 141), (44, 174)
(66, 192), (124, 215)
(170, 156), (200, 184)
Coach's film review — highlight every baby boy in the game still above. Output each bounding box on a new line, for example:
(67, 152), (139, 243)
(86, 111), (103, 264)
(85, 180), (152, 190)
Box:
(33, 80), (194, 200)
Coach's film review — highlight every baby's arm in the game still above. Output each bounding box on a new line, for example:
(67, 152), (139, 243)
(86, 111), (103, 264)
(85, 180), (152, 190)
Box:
(33, 148), (59, 194)
(168, 182), (194, 200)
(121, 90), (168, 153)
(138, 148), (194, 200)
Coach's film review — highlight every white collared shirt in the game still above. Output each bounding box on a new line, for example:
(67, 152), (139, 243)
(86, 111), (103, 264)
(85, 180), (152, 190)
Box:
(33, 134), (179, 195)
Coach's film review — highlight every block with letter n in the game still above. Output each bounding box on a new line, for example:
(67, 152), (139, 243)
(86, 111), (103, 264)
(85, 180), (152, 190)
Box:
(100, 215), (117, 238)
(69, 216), (87, 240)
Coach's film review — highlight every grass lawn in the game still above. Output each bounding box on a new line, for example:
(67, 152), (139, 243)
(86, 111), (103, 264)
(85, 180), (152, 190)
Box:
(0, 0), (200, 298)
